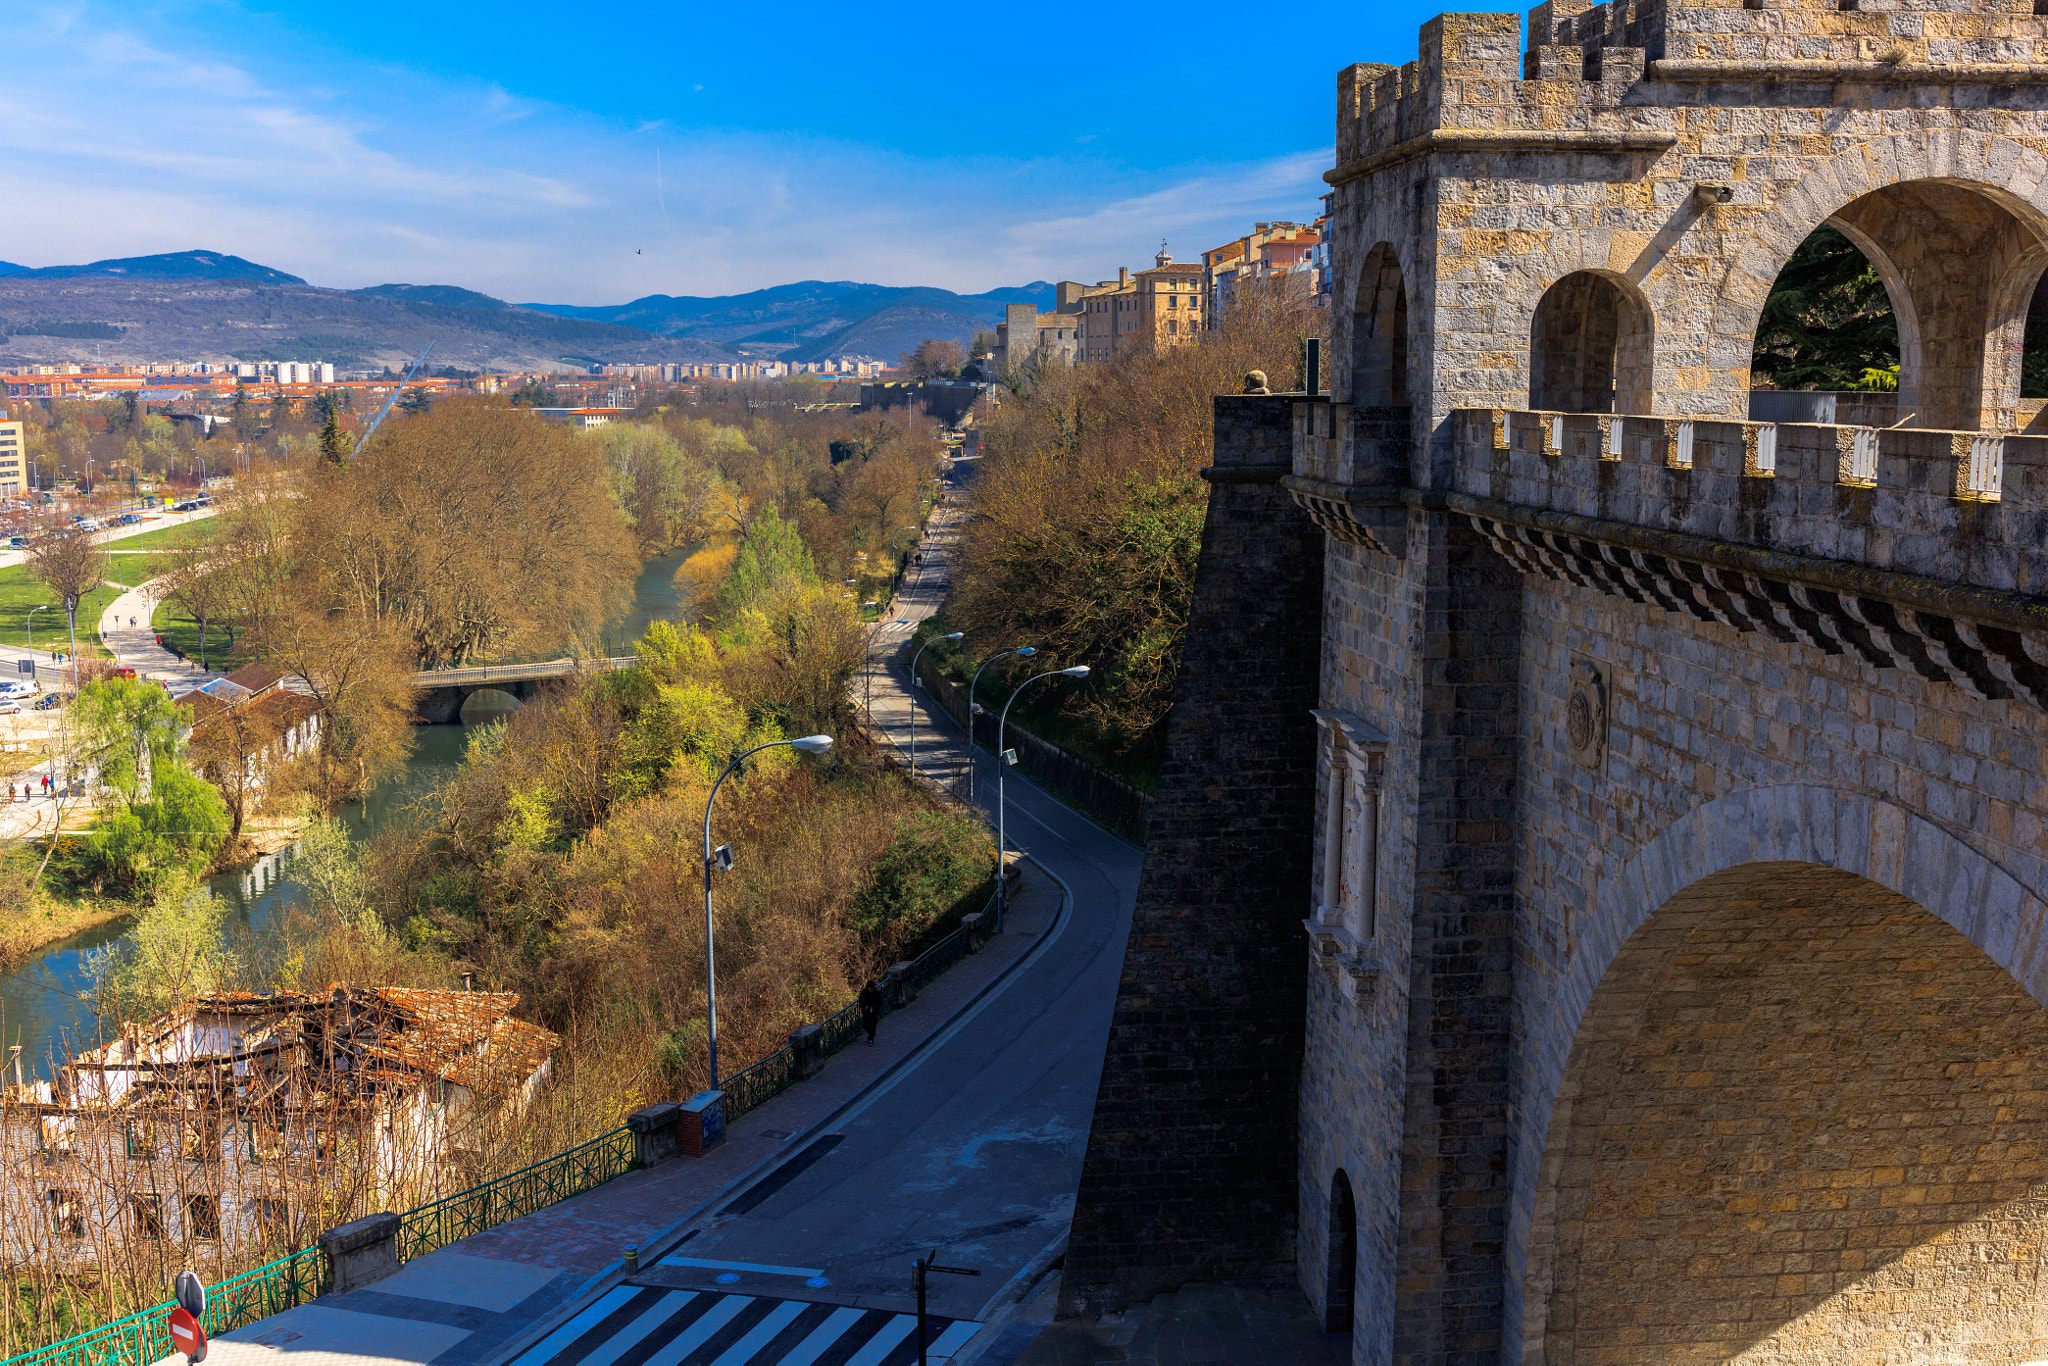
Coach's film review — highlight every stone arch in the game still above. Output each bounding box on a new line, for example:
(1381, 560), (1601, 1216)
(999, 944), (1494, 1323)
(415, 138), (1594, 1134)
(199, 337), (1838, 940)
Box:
(1523, 861), (2048, 1363)
(1325, 1168), (1357, 1334)
(1528, 270), (1654, 415)
(1511, 786), (2048, 1360)
(1715, 131), (2048, 429)
(1348, 241), (1409, 408)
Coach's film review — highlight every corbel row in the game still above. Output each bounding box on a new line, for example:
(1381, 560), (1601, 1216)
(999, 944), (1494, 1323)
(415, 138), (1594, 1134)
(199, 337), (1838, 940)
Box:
(1467, 515), (2048, 709)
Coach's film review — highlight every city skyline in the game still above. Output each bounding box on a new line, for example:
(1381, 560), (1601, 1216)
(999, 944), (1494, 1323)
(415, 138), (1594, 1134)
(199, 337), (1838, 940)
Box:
(0, 0), (1472, 302)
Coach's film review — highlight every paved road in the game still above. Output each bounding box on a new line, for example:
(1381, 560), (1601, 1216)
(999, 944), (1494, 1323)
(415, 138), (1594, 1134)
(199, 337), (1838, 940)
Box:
(572, 461), (1145, 1340)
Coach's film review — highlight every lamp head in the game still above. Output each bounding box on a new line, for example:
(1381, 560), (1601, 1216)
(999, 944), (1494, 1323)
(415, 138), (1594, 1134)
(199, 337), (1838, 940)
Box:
(790, 735), (834, 755)
(943, 632), (964, 641)
(1014, 646), (1037, 658)
(1060, 665), (1091, 677)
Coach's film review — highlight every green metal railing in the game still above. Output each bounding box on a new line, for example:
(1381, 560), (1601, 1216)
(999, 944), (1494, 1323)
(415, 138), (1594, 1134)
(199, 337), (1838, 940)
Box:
(395, 1125), (637, 1262)
(8, 1245), (328, 1366)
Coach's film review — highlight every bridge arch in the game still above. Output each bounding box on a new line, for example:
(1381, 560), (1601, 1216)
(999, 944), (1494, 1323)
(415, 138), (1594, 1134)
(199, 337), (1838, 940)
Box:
(1713, 131), (2048, 429)
(1514, 786), (2048, 1362)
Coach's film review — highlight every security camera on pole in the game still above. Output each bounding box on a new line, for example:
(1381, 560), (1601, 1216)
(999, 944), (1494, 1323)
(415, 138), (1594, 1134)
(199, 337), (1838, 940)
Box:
(995, 665), (1089, 926)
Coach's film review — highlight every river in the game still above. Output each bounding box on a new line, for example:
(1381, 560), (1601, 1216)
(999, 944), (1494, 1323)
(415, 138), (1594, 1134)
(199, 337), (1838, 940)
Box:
(0, 549), (690, 1080)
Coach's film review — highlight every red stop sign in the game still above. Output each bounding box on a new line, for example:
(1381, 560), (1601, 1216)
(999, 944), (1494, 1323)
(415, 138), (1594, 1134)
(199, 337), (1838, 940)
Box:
(168, 1307), (207, 1362)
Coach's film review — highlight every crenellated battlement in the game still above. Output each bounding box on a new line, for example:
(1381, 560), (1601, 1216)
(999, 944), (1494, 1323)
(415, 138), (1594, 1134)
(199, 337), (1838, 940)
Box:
(1336, 0), (2048, 169)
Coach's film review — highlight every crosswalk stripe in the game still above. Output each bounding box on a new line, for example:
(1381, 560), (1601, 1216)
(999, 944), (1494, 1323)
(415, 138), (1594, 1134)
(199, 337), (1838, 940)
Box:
(703, 1300), (809, 1365)
(507, 1285), (644, 1366)
(925, 1320), (980, 1357)
(576, 1291), (696, 1366)
(638, 1295), (752, 1366)
(768, 1307), (868, 1366)
(834, 1315), (916, 1366)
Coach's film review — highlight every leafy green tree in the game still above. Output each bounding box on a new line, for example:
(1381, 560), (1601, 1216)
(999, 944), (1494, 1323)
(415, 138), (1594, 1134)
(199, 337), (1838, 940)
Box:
(70, 678), (231, 894)
(85, 884), (242, 1022)
(849, 810), (990, 951)
(508, 382), (558, 407)
(1751, 227), (1901, 391)
(74, 676), (185, 803)
(398, 386), (431, 417)
(714, 506), (818, 622)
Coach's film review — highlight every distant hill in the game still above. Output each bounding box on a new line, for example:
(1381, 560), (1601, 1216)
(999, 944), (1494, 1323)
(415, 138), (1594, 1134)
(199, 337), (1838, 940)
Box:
(353, 283), (510, 310)
(13, 250), (306, 285)
(521, 279), (1055, 356)
(0, 249), (1059, 368)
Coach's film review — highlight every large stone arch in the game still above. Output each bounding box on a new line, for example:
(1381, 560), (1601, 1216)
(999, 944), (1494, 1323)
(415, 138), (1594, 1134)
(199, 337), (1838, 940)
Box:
(1711, 131), (2048, 429)
(1509, 786), (2048, 1356)
(1522, 860), (2048, 1362)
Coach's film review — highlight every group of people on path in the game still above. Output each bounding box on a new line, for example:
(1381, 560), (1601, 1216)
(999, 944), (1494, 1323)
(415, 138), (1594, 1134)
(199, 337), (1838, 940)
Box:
(6, 774), (52, 801)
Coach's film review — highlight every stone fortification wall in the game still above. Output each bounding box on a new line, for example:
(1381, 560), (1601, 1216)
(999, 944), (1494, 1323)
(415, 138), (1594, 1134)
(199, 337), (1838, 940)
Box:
(1062, 396), (1327, 1314)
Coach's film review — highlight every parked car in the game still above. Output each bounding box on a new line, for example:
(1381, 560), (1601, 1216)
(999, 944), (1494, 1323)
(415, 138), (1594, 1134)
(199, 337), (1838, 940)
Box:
(34, 694), (62, 711)
(0, 701), (24, 716)
(0, 680), (41, 699)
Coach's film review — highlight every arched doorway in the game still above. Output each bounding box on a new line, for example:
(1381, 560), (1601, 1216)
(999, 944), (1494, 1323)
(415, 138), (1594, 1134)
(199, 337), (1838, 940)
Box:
(1525, 861), (2048, 1363)
(1350, 243), (1408, 408)
(1528, 272), (1653, 414)
(1326, 1169), (1356, 1334)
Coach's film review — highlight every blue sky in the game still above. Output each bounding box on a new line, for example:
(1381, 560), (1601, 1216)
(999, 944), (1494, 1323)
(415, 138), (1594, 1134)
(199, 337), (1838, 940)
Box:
(0, 0), (1511, 303)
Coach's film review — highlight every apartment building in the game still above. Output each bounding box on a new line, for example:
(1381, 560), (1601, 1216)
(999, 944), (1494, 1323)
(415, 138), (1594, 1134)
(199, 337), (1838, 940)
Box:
(0, 419), (24, 494)
(1200, 220), (1331, 327)
(1074, 248), (1205, 362)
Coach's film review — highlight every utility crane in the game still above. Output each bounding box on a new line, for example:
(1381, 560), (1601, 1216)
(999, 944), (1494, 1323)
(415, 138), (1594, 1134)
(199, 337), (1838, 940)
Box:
(351, 340), (438, 453)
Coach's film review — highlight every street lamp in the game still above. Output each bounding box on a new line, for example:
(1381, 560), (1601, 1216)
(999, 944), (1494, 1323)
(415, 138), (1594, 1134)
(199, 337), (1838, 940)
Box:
(906, 630), (963, 781)
(27, 605), (50, 653)
(701, 733), (833, 1088)
(995, 666), (1090, 924)
(966, 646), (1034, 805)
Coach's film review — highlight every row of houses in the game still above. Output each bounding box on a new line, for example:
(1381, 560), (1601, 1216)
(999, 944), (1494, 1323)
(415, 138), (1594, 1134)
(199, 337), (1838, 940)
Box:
(991, 212), (1333, 378)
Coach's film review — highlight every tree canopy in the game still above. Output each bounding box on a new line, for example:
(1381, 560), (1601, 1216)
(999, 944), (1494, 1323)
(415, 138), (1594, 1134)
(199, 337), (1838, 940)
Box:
(1751, 227), (1901, 391)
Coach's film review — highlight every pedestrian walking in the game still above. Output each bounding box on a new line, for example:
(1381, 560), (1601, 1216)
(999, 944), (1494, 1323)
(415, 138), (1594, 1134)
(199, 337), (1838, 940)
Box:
(858, 980), (883, 1045)
(41, 773), (50, 796)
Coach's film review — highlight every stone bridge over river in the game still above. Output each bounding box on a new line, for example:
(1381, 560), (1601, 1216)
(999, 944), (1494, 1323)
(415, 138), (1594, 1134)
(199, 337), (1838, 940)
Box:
(409, 656), (633, 723)
(1061, 1), (2048, 1361)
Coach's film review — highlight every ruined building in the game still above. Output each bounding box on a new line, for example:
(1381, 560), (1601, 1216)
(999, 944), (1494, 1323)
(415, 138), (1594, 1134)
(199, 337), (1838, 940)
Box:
(1066, 0), (2048, 1360)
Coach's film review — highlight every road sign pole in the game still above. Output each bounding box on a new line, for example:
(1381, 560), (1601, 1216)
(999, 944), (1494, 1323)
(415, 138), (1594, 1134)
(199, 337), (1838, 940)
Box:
(912, 1251), (980, 1366)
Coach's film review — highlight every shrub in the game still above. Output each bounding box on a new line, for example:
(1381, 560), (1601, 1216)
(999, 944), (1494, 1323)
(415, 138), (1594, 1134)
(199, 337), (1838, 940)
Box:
(849, 810), (992, 952)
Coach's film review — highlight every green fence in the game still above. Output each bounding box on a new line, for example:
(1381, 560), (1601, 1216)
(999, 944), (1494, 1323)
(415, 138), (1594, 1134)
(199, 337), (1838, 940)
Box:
(396, 1125), (637, 1262)
(6, 1244), (328, 1366)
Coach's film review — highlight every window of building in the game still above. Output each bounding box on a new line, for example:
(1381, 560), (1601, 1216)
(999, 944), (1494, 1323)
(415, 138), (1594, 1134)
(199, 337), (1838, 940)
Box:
(48, 1189), (85, 1238)
(185, 1194), (221, 1241)
(183, 1118), (221, 1163)
(249, 1119), (285, 1164)
(127, 1120), (159, 1160)
(132, 1194), (164, 1239)
(254, 1198), (289, 1240)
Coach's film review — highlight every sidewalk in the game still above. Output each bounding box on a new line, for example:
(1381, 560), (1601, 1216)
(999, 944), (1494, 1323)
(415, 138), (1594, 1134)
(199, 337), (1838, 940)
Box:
(176, 862), (1069, 1366)
(97, 579), (219, 690)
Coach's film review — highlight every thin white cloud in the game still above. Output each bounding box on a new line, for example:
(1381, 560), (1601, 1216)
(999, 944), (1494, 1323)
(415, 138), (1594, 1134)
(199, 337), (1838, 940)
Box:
(0, 4), (1330, 301)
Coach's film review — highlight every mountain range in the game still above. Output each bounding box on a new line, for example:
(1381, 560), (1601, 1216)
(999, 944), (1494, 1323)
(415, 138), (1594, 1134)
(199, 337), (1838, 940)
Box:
(0, 251), (1054, 371)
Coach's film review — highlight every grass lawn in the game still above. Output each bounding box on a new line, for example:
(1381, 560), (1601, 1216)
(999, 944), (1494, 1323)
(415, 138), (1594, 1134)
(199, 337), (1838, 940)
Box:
(0, 565), (112, 657)
(99, 552), (174, 589)
(150, 598), (250, 671)
(101, 518), (216, 554)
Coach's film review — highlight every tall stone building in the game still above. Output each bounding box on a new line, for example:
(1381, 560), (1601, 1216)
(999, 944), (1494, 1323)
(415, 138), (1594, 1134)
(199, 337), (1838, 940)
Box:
(1066, 0), (2048, 1361)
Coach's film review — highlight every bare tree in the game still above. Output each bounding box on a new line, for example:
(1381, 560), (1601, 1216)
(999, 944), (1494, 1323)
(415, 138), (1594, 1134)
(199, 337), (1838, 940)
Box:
(24, 521), (108, 668)
(159, 543), (233, 670)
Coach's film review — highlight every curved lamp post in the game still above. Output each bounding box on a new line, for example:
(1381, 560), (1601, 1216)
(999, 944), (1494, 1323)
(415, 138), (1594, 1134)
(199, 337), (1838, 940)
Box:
(27, 605), (50, 654)
(966, 646), (1034, 805)
(907, 631), (963, 781)
(996, 666), (1090, 923)
(702, 733), (833, 1087)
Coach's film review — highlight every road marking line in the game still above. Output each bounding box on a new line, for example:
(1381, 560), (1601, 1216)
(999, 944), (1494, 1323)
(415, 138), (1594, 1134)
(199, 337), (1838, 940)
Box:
(570, 1290), (691, 1366)
(703, 1299), (808, 1365)
(840, 1315), (917, 1366)
(637, 1295), (751, 1366)
(772, 1307), (867, 1366)
(655, 1256), (825, 1278)
(505, 1285), (643, 1366)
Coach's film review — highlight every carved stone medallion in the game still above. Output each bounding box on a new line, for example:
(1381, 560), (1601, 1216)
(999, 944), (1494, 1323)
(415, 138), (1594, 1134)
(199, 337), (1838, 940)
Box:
(1566, 661), (1607, 771)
